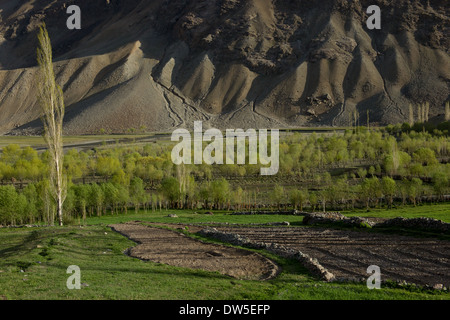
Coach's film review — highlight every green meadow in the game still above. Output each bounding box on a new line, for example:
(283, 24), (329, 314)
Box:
(0, 204), (449, 300)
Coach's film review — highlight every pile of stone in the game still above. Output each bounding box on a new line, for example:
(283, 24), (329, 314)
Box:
(302, 212), (344, 224)
(192, 221), (290, 227)
(197, 227), (335, 282)
(0, 224), (53, 229)
(376, 217), (450, 234)
(302, 212), (450, 234)
(232, 210), (303, 216)
(302, 212), (376, 228)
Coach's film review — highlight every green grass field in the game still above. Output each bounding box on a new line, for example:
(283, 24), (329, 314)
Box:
(0, 203), (449, 300)
(342, 204), (450, 223)
(80, 203), (450, 227)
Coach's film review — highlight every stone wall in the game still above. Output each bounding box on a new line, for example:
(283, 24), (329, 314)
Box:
(302, 212), (377, 228)
(197, 227), (335, 282)
(302, 212), (450, 234)
(231, 210), (303, 216)
(377, 217), (450, 233)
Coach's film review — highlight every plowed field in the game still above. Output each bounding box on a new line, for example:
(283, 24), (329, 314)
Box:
(215, 226), (450, 287)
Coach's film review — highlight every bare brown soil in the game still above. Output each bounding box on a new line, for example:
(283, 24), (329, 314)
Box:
(109, 221), (280, 280)
(109, 221), (450, 287)
(215, 226), (450, 287)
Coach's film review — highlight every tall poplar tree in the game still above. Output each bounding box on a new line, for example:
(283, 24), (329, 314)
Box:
(36, 24), (67, 226)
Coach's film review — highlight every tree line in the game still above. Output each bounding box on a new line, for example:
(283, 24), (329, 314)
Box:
(0, 125), (449, 225)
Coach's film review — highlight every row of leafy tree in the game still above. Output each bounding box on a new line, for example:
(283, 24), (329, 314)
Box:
(0, 172), (447, 226)
(1, 129), (448, 186)
(0, 127), (449, 225)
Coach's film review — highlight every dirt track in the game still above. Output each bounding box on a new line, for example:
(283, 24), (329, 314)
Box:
(215, 226), (450, 287)
(109, 222), (280, 280)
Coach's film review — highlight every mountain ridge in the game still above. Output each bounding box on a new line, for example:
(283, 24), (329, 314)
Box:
(0, 0), (448, 134)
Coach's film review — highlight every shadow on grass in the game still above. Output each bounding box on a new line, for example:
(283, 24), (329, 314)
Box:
(0, 229), (50, 259)
(45, 260), (249, 282)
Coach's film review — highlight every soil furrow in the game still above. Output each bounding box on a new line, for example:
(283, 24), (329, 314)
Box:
(109, 221), (281, 281)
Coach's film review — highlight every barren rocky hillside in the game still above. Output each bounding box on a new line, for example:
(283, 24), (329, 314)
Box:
(0, 0), (448, 134)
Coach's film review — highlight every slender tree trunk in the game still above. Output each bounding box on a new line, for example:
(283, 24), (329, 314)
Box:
(37, 24), (66, 227)
(57, 196), (63, 226)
